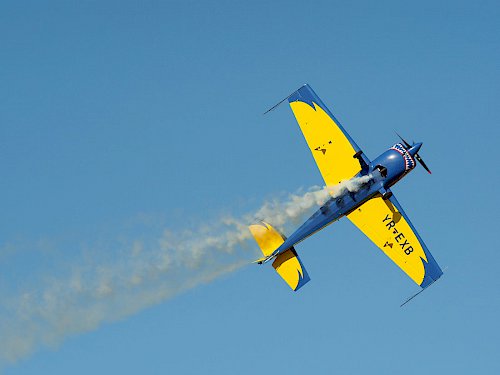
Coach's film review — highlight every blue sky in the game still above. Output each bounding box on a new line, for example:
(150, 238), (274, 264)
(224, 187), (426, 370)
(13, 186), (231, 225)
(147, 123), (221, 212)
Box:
(1, 0), (499, 373)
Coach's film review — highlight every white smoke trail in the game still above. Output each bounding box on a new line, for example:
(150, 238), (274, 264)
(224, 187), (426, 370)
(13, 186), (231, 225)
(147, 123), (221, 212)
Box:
(0, 175), (371, 367)
(327, 174), (373, 197)
(250, 174), (372, 230)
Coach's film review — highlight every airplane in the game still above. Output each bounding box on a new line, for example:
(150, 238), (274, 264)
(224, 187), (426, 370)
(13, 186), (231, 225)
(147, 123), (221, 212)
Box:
(249, 84), (443, 304)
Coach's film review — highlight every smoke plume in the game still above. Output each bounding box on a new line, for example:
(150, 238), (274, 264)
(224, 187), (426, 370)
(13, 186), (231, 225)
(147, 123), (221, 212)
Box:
(0, 175), (371, 366)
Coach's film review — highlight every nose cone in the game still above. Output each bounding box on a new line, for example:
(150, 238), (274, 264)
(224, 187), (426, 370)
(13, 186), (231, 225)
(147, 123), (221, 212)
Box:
(408, 142), (422, 157)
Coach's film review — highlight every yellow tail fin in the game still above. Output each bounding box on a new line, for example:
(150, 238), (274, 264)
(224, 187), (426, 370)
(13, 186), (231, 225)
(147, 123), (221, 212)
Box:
(248, 222), (285, 257)
(249, 222), (310, 291)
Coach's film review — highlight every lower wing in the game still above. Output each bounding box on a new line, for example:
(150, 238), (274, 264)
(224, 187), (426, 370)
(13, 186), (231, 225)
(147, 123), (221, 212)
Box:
(347, 193), (443, 288)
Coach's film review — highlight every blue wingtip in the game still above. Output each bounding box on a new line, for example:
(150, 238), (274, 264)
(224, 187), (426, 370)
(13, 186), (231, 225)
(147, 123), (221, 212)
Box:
(287, 84), (317, 109)
(264, 84), (312, 114)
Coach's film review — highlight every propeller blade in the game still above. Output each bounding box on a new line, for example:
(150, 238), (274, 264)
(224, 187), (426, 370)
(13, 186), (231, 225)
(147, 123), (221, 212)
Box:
(396, 132), (431, 174)
(415, 154), (432, 174)
(395, 132), (411, 148)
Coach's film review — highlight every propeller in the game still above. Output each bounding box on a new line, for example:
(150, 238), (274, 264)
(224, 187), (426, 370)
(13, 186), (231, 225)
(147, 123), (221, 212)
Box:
(396, 132), (432, 174)
(395, 132), (410, 148)
(415, 154), (431, 174)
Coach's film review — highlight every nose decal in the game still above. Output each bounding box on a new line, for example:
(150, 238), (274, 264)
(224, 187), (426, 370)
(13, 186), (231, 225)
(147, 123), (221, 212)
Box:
(391, 143), (416, 171)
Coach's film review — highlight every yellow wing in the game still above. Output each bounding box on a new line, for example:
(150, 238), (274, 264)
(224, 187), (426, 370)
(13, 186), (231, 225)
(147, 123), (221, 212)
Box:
(347, 194), (443, 287)
(287, 84), (369, 186)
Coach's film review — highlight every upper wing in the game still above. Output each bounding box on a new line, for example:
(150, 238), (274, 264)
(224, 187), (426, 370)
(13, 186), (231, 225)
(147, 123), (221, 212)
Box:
(347, 193), (443, 288)
(287, 84), (370, 187)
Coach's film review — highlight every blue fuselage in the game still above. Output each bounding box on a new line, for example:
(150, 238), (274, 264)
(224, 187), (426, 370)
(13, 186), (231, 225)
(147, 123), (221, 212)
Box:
(270, 142), (423, 258)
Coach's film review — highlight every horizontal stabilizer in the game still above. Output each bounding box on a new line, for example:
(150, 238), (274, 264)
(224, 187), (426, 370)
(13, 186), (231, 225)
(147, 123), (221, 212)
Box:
(249, 221), (310, 291)
(272, 248), (310, 291)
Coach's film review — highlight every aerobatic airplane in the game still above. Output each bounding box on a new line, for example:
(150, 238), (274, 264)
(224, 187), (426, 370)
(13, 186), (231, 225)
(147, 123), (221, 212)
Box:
(249, 84), (443, 303)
